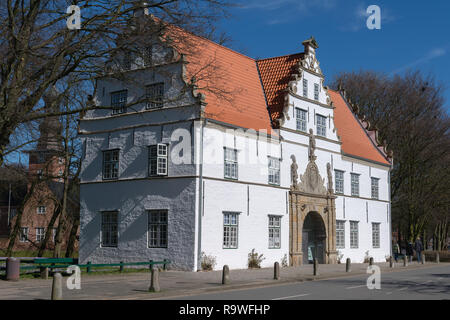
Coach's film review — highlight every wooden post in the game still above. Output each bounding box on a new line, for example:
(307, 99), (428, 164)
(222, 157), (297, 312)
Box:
(313, 258), (319, 276)
(51, 273), (63, 300)
(345, 258), (351, 272)
(148, 265), (160, 292)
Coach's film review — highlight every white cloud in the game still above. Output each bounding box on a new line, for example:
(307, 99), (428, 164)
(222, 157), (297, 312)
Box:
(391, 48), (447, 74)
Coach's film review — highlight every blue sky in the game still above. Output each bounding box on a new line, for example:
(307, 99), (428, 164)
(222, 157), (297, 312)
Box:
(217, 0), (450, 110)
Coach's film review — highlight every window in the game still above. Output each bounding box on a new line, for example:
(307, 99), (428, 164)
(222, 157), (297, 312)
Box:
(146, 83), (164, 109)
(303, 78), (308, 97)
(314, 83), (319, 100)
(372, 223), (380, 248)
(37, 206), (46, 214)
(268, 216), (281, 249)
(103, 150), (119, 180)
(143, 46), (152, 67)
(37, 169), (43, 179)
(223, 212), (239, 248)
(350, 221), (359, 249)
(351, 173), (360, 197)
(336, 220), (345, 249)
(296, 108), (307, 132)
(111, 90), (127, 115)
(36, 227), (45, 242)
(20, 227), (28, 242)
(101, 211), (118, 247)
(224, 148), (238, 179)
(148, 210), (168, 248)
(335, 170), (344, 194)
(268, 157), (280, 185)
(316, 114), (327, 137)
(371, 177), (379, 199)
(148, 144), (168, 176)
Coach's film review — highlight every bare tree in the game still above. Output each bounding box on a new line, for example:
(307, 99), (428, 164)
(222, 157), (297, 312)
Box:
(0, 0), (232, 166)
(331, 71), (450, 246)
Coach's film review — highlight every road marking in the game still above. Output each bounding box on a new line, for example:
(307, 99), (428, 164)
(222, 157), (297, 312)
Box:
(272, 293), (310, 300)
(399, 287), (408, 291)
(346, 285), (366, 289)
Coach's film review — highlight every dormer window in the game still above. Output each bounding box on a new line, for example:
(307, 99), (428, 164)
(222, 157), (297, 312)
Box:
(111, 90), (127, 115)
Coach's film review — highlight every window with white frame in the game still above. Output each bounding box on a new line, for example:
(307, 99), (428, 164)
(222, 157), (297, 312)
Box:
(335, 170), (344, 194)
(20, 227), (28, 242)
(336, 220), (345, 249)
(36, 227), (45, 242)
(103, 149), (119, 180)
(351, 173), (360, 196)
(372, 223), (380, 248)
(268, 216), (281, 249)
(224, 148), (238, 179)
(148, 144), (168, 176)
(37, 206), (46, 214)
(101, 211), (118, 247)
(146, 83), (164, 109)
(314, 83), (319, 100)
(111, 90), (127, 115)
(296, 108), (307, 132)
(303, 78), (308, 97)
(223, 212), (239, 248)
(350, 221), (359, 249)
(371, 177), (379, 199)
(148, 210), (168, 248)
(316, 114), (327, 137)
(268, 157), (280, 185)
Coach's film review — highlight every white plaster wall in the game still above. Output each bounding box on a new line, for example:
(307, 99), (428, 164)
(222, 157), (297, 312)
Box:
(200, 179), (289, 270)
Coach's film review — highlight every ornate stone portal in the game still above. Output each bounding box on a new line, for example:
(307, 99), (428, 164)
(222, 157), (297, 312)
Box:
(289, 131), (337, 266)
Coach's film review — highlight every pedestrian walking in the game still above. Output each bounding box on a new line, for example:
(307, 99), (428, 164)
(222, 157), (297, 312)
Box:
(415, 237), (423, 263)
(406, 241), (414, 263)
(393, 241), (400, 262)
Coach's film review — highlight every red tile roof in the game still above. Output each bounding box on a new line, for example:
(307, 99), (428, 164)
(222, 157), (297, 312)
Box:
(328, 90), (391, 165)
(168, 27), (390, 165)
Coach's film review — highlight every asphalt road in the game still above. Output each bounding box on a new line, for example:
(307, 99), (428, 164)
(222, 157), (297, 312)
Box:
(171, 264), (450, 300)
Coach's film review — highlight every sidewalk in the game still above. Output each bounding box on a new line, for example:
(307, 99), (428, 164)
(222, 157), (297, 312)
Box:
(0, 262), (445, 300)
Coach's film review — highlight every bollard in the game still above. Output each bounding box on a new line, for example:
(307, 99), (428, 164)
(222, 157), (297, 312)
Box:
(436, 252), (440, 264)
(86, 261), (91, 273)
(6, 257), (20, 281)
(389, 256), (394, 268)
(313, 258), (319, 276)
(51, 273), (63, 300)
(421, 253), (425, 264)
(369, 257), (374, 266)
(403, 255), (408, 267)
(40, 267), (49, 280)
(274, 262), (280, 280)
(222, 265), (230, 285)
(119, 261), (124, 273)
(345, 258), (351, 272)
(148, 265), (160, 292)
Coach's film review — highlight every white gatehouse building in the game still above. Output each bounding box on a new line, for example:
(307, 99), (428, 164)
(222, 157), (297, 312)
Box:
(78, 18), (393, 270)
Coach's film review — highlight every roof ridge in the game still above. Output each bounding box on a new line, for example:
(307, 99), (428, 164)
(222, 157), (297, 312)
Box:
(256, 52), (303, 62)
